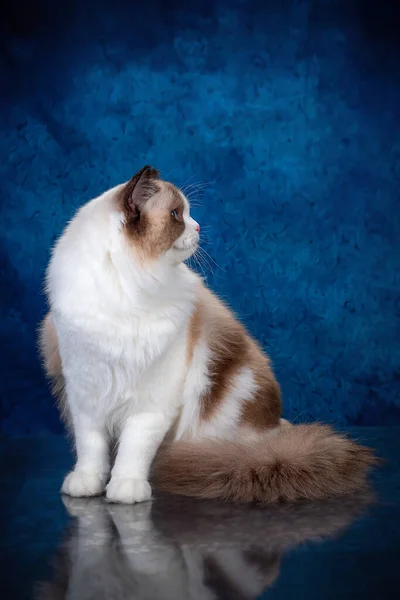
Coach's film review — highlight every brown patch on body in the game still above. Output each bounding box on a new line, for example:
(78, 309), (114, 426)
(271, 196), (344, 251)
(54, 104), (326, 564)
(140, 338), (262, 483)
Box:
(39, 313), (62, 377)
(200, 307), (248, 421)
(194, 287), (281, 429)
(187, 301), (203, 366)
(241, 341), (282, 431)
(117, 166), (186, 261)
(38, 313), (69, 423)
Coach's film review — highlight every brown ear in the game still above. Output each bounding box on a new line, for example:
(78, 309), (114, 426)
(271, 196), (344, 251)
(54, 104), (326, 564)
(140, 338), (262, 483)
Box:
(123, 165), (160, 222)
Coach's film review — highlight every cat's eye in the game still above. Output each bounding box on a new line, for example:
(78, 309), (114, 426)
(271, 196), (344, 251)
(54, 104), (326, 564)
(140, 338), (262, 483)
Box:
(171, 209), (179, 220)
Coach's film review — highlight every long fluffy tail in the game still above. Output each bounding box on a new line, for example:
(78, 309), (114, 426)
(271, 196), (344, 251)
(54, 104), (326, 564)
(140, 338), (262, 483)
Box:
(152, 424), (376, 503)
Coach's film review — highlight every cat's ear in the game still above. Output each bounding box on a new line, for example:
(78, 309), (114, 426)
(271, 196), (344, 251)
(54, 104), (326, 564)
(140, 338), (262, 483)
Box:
(123, 165), (160, 222)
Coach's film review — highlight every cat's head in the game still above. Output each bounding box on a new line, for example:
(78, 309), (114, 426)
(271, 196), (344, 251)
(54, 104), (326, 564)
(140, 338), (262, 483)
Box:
(118, 166), (200, 265)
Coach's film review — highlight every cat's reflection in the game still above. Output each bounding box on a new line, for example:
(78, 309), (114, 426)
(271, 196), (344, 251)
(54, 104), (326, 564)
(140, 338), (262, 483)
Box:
(37, 492), (372, 600)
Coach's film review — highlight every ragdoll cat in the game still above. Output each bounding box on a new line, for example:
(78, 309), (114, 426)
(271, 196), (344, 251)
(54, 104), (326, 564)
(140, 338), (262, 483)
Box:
(39, 166), (375, 504)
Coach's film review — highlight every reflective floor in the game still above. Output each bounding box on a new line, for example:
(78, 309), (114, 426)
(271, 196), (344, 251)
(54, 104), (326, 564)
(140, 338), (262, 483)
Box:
(1, 428), (399, 599)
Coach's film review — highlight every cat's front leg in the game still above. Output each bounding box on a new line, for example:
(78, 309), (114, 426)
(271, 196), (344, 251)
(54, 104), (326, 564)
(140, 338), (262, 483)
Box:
(62, 409), (110, 498)
(106, 412), (172, 504)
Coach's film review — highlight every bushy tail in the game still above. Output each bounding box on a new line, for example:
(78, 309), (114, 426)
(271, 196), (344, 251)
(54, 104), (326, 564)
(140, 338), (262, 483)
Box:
(152, 424), (376, 503)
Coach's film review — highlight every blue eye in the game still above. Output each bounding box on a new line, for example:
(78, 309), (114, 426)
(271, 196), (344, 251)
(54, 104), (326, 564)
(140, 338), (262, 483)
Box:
(171, 209), (179, 220)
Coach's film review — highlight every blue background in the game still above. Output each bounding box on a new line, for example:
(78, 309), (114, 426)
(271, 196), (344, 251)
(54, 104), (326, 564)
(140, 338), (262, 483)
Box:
(1, 0), (399, 435)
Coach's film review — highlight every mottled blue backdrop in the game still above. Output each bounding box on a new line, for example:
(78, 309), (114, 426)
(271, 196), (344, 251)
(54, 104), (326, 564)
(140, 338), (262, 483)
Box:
(1, 0), (399, 434)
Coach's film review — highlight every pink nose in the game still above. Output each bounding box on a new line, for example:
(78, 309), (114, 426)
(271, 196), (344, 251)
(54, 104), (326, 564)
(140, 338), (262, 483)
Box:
(195, 224), (200, 232)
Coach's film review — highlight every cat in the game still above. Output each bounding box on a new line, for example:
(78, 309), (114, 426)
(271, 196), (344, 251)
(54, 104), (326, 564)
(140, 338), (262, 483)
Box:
(39, 165), (375, 505)
(36, 492), (372, 600)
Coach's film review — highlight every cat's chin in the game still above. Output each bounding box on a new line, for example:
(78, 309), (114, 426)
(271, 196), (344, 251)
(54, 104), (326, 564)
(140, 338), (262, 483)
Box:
(171, 243), (198, 263)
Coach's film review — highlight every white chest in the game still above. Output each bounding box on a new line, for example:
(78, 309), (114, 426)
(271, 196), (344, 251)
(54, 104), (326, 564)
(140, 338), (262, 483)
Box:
(56, 307), (188, 411)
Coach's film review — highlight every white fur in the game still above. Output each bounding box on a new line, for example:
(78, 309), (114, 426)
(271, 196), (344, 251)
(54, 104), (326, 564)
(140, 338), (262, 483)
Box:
(198, 366), (258, 440)
(175, 337), (211, 440)
(46, 182), (260, 503)
(47, 185), (204, 502)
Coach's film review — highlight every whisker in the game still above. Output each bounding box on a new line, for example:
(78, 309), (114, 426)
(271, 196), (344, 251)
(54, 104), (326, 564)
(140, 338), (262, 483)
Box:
(180, 174), (202, 191)
(181, 181), (209, 198)
(185, 190), (207, 203)
(183, 181), (212, 194)
(198, 245), (225, 272)
(200, 237), (213, 246)
(187, 198), (205, 208)
(192, 252), (207, 279)
(193, 248), (211, 273)
(186, 190), (206, 199)
(195, 247), (218, 276)
(182, 182), (213, 203)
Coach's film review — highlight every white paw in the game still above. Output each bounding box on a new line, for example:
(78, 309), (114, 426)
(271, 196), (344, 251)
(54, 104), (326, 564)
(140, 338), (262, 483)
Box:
(61, 470), (106, 497)
(106, 478), (152, 504)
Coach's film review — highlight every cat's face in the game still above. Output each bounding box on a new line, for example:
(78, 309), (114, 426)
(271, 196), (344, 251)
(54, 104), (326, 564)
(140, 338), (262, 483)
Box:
(120, 166), (200, 264)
